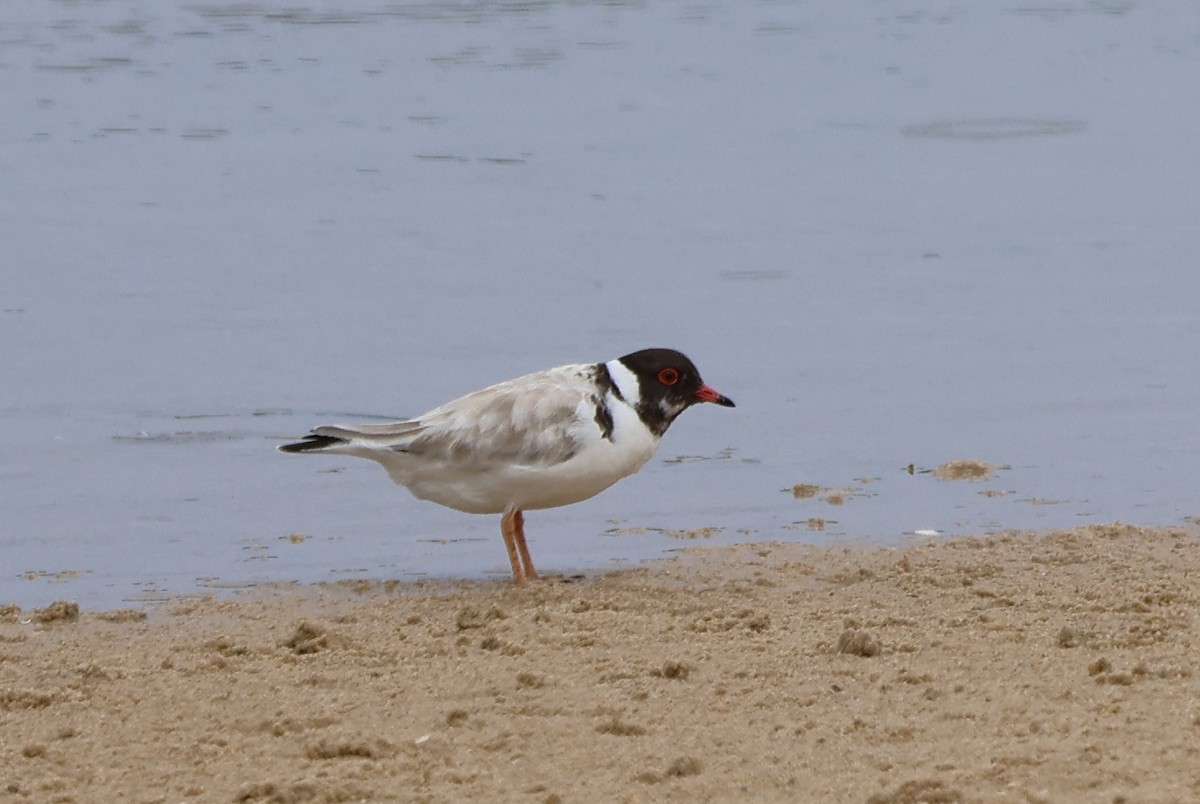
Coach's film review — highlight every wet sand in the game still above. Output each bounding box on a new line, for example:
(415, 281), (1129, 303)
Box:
(3, 523), (1198, 803)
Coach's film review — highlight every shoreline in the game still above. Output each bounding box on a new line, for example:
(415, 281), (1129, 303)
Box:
(3, 522), (1198, 802)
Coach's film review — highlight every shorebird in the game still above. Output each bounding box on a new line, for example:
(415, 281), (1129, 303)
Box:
(280, 348), (734, 583)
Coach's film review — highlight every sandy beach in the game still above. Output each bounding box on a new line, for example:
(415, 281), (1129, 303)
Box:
(2, 522), (1198, 802)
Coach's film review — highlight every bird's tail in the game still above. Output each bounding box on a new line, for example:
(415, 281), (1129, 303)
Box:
(278, 421), (422, 453)
(278, 433), (346, 453)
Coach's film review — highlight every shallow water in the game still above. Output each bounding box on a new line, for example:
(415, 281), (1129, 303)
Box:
(2, 1), (1198, 608)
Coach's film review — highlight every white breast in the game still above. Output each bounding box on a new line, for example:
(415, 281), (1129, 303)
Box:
(512, 390), (659, 509)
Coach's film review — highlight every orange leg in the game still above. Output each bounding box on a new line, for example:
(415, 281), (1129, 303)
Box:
(511, 510), (539, 581)
(500, 509), (526, 585)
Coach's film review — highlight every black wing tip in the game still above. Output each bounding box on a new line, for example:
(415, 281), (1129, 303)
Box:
(278, 434), (344, 453)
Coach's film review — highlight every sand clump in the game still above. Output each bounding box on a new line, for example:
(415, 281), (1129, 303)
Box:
(30, 600), (80, 624)
(837, 628), (882, 657)
(1, 522), (1199, 802)
(932, 459), (998, 481)
(791, 483), (867, 506)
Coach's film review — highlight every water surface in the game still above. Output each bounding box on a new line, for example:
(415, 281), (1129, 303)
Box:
(2, 2), (1197, 607)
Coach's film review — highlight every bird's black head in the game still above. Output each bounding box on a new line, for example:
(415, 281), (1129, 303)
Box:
(616, 348), (734, 436)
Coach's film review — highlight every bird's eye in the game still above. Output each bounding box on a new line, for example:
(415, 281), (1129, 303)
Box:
(658, 367), (680, 386)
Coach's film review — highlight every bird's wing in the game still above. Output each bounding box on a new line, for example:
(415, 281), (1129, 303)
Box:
(394, 364), (598, 468)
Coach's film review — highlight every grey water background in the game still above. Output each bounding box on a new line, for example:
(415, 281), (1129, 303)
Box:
(2, 2), (1198, 608)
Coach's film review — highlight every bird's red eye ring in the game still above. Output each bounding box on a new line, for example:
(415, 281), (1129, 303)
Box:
(658, 367), (680, 386)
